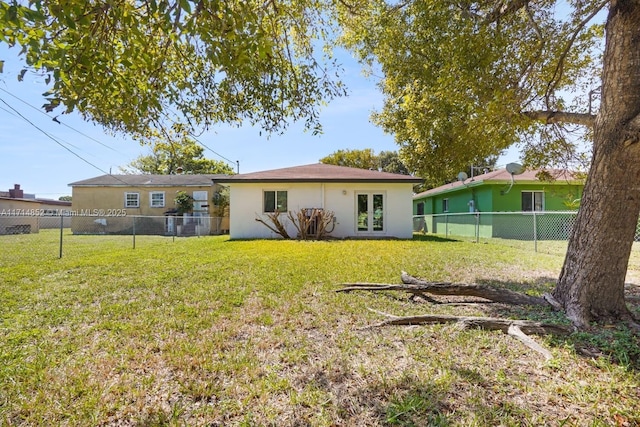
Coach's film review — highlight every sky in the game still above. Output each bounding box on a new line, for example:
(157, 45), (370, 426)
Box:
(0, 44), (518, 200)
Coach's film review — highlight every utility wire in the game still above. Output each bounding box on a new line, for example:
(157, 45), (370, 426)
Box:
(0, 87), (121, 153)
(0, 98), (88, 152)
(157, 108), (238, 170)
(2, 86), (239, 175)
(191, 134), (238, 168)
(0, 96), (133, 187)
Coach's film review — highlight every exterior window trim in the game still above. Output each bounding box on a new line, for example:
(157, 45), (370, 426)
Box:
(521, 190), (545, 212)
(263, 190), (288, 213)
(442, 198), (449, 213)
(125, 192), (140, 208)
(149, 191), (166, 208)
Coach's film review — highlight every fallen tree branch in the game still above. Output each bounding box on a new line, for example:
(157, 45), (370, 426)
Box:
(338, 283), (499, 304)
(400, 272), (548, 306)
(362, 309), (567, 360)
(337, 274), (550, 307)
(508, 324), (554, 361)
(363, 310), (572, 336)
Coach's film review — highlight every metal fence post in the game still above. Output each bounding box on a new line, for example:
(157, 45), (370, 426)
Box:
(59, 214), (64, 258)
(132, 216), (136, 249)
(533, 211), (538, 252)
(445, 214), (449, 238)
(475, 212), (480, 243)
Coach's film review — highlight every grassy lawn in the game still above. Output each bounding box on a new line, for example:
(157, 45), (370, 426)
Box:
(1, 231), (639, 426)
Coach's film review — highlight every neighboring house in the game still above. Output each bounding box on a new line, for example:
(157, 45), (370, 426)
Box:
(413, 168), (584, 239)
(68, 174), (229, 235)
(0, 184), (72, 234)
(214, 163), (422, 239)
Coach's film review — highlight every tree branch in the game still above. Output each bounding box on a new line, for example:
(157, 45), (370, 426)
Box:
(507, 324), (554, 360)
(362, 310), (572, 336)
(399, 272), (549, 306)
(522, 110), (596, 127)
(483, 0), (530, 25)
(544, 0), (608, 107)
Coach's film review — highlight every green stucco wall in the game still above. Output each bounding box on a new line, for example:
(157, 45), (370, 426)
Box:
(414, 182), (583, 214)
(413, 180), (583, 238)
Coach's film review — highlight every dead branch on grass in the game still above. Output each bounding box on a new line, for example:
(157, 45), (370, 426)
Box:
(508, 324), (554, 361)
(363, 310), (571, 335)
(364, 309), (568, 360)
(338, 272), (549, 306)
(340, 272), (573, 360)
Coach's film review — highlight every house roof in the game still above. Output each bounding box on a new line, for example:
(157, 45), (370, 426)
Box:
(0, 196), (71, 206)
(69, 174), (229, 187)
(414, 168), (583, 199)
(213, 163), (423, 184)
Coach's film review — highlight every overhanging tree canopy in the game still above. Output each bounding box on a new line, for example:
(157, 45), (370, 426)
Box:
(337, 0), (601, 186)
(0, 0), (346, 137)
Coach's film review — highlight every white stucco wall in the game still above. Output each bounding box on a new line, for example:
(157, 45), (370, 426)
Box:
(228, 182), (415, 239)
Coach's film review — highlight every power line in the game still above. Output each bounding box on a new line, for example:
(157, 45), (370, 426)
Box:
(0, 103), (21, 119)
(0, 96), (133, 187)
(1, 86), (239, 175)
(0, 86), (121, 154)
(155, 108), (238, 170)
(191, 134), (239, 171)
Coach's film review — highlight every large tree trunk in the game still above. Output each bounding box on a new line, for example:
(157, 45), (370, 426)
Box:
(554, 1), (640, 328)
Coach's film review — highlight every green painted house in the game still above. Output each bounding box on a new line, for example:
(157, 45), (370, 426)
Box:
(413, 168), (584, 239)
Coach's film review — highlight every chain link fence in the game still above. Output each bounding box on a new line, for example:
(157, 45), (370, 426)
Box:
(6, 211), (640, 259)
(413, 211), (582, 253)
(0, 214), (228, 259)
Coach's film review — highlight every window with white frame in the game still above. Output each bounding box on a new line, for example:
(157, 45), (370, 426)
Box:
(125, 192), (140, 208)
(150, 191), (165, 208)
(522, 191), (544, 212)
(263, 190), (288, 213)
(442, 198), (449, 213)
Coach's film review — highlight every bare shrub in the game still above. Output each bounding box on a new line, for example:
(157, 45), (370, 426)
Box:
(256, 208), (335, 240)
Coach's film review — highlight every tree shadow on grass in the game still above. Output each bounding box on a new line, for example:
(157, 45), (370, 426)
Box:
(350, 374), (452, 426)
(348, 273), (640, 370)
(465, 278), (640, 371)
(411, 234), (460, 243)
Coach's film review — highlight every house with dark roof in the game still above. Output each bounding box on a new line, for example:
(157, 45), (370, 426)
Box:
(68, 174), (229, 235)
(0, 184), (72, 234)
(214, 163), (422, 239)
(412, 168), (584, 239)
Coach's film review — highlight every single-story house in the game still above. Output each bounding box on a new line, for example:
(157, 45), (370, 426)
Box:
(214, 163), (423, 239)
(0, 184), (72, 234)
(68, 174), (229, 235)
(412, 168), (584, 239)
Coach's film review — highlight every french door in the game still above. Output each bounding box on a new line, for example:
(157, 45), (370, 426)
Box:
(356, 193), (384, 233)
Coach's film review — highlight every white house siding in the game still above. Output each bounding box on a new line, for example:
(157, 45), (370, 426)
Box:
(228, 182), (414, 239)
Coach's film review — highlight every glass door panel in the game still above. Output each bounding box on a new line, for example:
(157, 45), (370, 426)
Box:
(373, 194), (384, 231)
(357, 194), (369, 231)
(356, 193), (384, 233)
